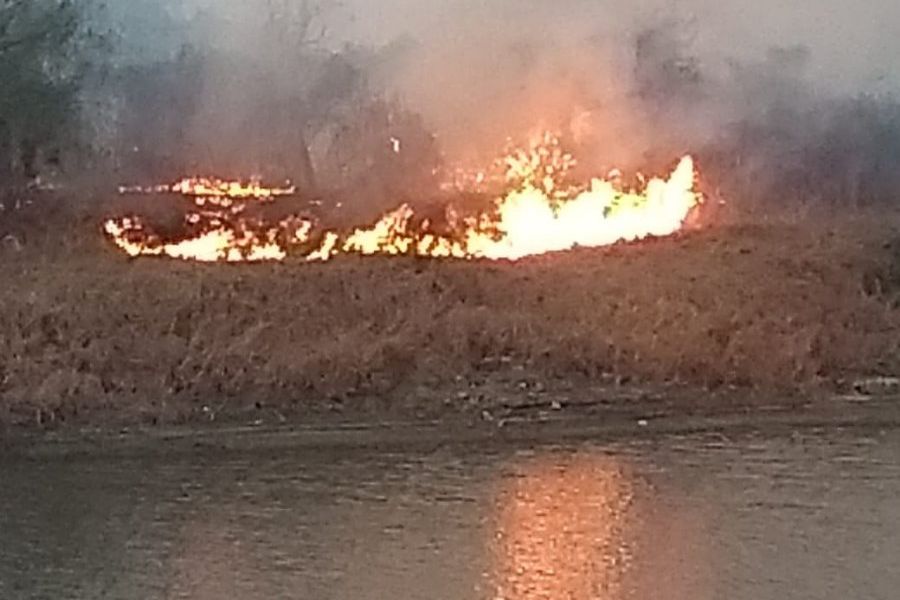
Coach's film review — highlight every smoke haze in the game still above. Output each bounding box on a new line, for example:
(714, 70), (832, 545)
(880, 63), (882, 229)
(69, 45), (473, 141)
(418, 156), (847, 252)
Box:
(335, 0), (900, 91)
(6, 0), (900, 211)
(327, 0), (900, 165)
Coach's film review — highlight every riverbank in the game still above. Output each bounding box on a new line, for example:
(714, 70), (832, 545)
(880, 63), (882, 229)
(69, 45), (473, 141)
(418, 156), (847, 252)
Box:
(2, 192), (899, 433)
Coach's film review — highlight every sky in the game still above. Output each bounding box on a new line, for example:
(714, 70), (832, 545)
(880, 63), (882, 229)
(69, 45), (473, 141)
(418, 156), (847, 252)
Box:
(332, 0), (900, 92)
(107, 0), (900, 171)
(303, 0), (899, 164)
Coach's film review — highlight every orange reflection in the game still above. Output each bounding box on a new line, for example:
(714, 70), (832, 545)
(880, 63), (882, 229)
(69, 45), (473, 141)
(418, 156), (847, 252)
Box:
(167, 517), (259, 600)
(490, 453), (636, 600)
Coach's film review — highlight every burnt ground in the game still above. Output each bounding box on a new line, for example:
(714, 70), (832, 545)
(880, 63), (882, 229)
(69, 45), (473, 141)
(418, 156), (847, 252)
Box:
(1, 189), (900, 435)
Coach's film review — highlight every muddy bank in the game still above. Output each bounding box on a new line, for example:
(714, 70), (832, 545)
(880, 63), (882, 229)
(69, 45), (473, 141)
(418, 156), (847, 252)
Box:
(1, 193), (899, 431)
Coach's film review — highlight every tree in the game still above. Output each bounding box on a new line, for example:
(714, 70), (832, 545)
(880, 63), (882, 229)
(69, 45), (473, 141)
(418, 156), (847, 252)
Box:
(0, 0), (100, 180)
(633, 18), (702, 106)
(184, 0), (344, 189)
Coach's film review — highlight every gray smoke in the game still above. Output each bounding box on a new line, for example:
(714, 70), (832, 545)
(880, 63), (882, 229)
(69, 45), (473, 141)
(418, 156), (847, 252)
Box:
(340, 0), (900, 210)
(10, 0), (900, 211)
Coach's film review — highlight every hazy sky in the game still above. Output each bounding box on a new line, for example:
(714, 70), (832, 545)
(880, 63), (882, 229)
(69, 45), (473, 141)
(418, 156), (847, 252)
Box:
(333, 0), (900, 92)
(138, 0), (900, 169)
(169, 1), (900, 98)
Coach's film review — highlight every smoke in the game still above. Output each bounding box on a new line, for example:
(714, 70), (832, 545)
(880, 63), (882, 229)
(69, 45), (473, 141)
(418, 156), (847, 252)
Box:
(332, 0), (900, 154)
(336, 0), (900, 211)
(89, 0), (900, 209)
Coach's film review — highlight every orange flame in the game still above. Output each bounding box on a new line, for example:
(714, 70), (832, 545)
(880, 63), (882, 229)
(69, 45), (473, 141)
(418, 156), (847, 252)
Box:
(107, 177), (308, 263)
(170, 177), (296, 210)
(103, 216), (310, 263)
(104, 135), (703, 263)
(119, 177), (295, 200)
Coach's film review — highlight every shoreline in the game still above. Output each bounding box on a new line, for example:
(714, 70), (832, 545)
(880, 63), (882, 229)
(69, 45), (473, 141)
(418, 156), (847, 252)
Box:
(4, 391), (898, 458)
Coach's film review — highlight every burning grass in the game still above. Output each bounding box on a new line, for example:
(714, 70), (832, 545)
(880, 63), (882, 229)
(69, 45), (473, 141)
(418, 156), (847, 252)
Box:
(102, 135), (702, 264)
(2, 194), (899, 429)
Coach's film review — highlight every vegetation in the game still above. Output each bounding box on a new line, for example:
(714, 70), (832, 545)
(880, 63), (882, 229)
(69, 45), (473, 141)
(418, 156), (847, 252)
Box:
(0, 0), (439, 207)
(633, 21), (900, 212)
(0, 0), (104, 180)
(2, 4), (900, 432)
(1, 196), (899, 429)
(3, 2), (900, 212)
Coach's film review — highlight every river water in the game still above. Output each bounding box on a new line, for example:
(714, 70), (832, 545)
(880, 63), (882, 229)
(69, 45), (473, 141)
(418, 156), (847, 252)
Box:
(1, 422), (899, 599)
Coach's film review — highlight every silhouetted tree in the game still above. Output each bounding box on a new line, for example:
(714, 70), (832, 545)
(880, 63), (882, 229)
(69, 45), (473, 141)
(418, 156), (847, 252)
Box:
(0, 0), (102, 180)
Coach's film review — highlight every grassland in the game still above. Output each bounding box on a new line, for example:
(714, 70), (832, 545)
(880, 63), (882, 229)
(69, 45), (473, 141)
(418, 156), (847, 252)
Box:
(1, 191), (899, 430)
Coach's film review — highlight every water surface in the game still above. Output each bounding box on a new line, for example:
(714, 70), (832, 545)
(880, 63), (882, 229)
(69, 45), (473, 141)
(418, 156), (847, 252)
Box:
(2, 424), (899, 599)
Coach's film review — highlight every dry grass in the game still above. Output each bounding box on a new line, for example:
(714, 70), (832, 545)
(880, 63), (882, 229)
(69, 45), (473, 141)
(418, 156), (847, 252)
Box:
(2, 192), (900, 428)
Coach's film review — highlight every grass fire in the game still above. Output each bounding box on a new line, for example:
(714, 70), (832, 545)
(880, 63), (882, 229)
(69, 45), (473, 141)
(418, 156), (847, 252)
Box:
(103, 135), (702, 264)
(6, 5), (900, 600)
(2, 0), (900, 433)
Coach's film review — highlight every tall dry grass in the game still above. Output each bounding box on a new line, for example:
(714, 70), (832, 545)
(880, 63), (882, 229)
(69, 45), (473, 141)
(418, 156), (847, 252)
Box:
(1, 193), (899, 427)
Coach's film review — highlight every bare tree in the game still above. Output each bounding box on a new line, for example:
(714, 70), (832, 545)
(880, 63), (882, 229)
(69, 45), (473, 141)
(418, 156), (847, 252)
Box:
(0, 0), (101, 180)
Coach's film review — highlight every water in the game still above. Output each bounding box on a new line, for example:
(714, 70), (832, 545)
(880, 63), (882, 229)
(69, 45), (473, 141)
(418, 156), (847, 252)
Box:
(2, 424), (899, 599)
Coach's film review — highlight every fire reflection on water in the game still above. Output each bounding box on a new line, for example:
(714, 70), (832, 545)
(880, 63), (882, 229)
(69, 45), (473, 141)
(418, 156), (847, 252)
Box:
(155, 449), (710, 599)
(489, 453), (636, 600)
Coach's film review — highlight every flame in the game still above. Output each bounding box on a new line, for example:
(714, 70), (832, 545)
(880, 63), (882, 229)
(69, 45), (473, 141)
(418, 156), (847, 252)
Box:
(104, 135), (702, 263)
(119, 177), (295, 200)
(103, 216), (307, 263)
(172, 177), (294, 199)
(470, 154), (698, 261)
(107, 177), (308, 263)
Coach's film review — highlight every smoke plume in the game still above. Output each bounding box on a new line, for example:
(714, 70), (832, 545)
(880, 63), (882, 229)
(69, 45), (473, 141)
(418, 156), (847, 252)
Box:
(31, 0), (900, 211)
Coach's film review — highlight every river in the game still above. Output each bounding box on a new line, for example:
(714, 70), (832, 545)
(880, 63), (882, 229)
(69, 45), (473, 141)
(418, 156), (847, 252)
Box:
(2, 418), (899, 599)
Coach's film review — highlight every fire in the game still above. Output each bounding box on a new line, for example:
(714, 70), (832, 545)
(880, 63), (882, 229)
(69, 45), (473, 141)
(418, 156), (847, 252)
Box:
(103, 135), (702, 263)
(475, 154), (698, 260)
(119, 177), (295, 200)
(103, 216), (308, 263)
(106, 177), (309, 263)
(171, 177), (295, 200)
